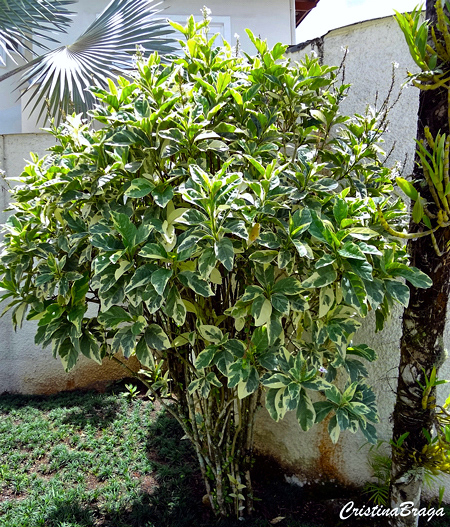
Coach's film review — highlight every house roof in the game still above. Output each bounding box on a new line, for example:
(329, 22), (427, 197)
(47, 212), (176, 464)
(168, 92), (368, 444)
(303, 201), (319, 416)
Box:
(295, 0), (320, 26)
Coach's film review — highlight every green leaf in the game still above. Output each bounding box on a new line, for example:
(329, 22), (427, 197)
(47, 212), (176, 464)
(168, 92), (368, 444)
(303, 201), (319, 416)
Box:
(278, 249), (293, 269)
(178, 231), (206, 253)
(315, 254), (336, 269)
(357, 242), (382, 256)
(115, 260), (133, 281)
(262, 373), (290, 389)
(91, 233), (123, 252)
(308, 212), (329, 244)
(293, 240), (313, 259)
(328, 415), (341, 443)
(265, 387), (288, 421)
(341, 272), (367, 315)
(215, 238), (234, 271)
(98, 306), (132, 328)
(100, 280), (125, 310)
(363, 278), (384, 311)
(213, 348), (234, 376)
(143, 287), (164, 314)
(346, 228), (379, 240)
(290, 208), (312, 238)
(272, 277), (303, 295)
(396, 177), (419, 200)
(297, 388), (316, 431)
(67, 305), (86, 334)
(206, 371), (222, 388)
(266, 317), (283, 349)
(145, 324), (171, 351)
(159, 128), (185, 143)
(338, 241), (366, 260)
(132, 316), (146, 336)
(178, 271), (214, 297)
(198, 325), (223, 343)
(271, 293), (289, 315)
(111, 212), (137, 249)
(188, 378), (202, 395)
(163, 286), (186, 326)
(150, 268), (173, 295)
(251, 296), (272, 326)
(112, 327), (136, 358)
(385, 279), (410, 307)
(310, 109), (327, 124)
(242, 285), (265, 302)
(58, 339), (79, 373)
(97, 268), (118, 294)
(255, 264), (275, 288)
(333, 197), (348, 225)
(195, 346), (217, 369)
(38, 303), (64, 326)
(249, 250), (278, 264)
(35, 273), (54, 286)
(347, 344), (377, 362)
(319, 286), (335, 318)
(303, 265), (337, 289)
(140, 243), (168, 259)
(152, 185), (174, 208)
(198, 248), (217, 279)
(347, 258), (373, 281)
(227, 361), (247, 389)
(79, 332), (102, 365)
(237, 366), (259, 399)
(386, 263), (432, 289)
(125, 178), (155, 198)
(314, 401), (334, 423)
(412, 197), (424, 224)
(361, 422), (377, 444)
(125, 264), (157, 293)
(223, 339), (246, 359)
(135, 336), (154, 368)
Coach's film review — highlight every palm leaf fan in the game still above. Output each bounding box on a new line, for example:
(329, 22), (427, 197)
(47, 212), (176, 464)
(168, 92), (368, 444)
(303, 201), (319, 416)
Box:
(17, 0), (176, 122)
(0, 0), (75, 64)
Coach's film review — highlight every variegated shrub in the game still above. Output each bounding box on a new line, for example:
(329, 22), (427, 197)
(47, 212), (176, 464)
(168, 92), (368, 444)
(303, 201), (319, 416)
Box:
(0, 16), (430, 517)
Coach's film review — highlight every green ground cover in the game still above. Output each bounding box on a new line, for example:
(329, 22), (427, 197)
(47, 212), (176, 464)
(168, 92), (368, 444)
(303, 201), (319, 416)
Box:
(0, 388), (447, 527)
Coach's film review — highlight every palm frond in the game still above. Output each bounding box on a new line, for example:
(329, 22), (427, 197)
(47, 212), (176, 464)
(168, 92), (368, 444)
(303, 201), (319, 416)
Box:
(16, 0), (176, 122)
(0, 0), (76, 64)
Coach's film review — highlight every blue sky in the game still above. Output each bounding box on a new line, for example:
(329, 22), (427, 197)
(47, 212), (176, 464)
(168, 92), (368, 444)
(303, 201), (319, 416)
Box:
(296, 0), (421, 42)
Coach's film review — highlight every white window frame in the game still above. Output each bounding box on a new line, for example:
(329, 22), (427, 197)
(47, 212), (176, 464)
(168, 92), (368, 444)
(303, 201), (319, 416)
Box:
(168, 15), (232, 45)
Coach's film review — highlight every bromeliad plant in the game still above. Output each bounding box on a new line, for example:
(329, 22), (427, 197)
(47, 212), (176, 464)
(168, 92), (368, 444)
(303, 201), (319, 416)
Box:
(0, 16), (430, 517)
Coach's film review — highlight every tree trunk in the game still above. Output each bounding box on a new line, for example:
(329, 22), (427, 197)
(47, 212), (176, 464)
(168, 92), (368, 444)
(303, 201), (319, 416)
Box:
(389, 2), (450, 526)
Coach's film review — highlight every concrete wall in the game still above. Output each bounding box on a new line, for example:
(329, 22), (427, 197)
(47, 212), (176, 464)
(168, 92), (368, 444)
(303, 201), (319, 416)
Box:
(0, 0), (295, 134)
(253, 15), (450, 501)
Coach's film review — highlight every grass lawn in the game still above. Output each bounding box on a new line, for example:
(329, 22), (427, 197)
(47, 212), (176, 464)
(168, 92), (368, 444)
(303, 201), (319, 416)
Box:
(0, 386), (448, 527)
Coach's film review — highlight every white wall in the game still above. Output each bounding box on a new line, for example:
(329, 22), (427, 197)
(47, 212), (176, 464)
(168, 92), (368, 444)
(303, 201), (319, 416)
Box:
(0, 0), (294, 135)
(254, 15), (450, 501)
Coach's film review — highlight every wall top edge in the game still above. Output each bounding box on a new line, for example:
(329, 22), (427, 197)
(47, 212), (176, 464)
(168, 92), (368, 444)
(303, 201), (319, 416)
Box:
(289, 10), (424, 53)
